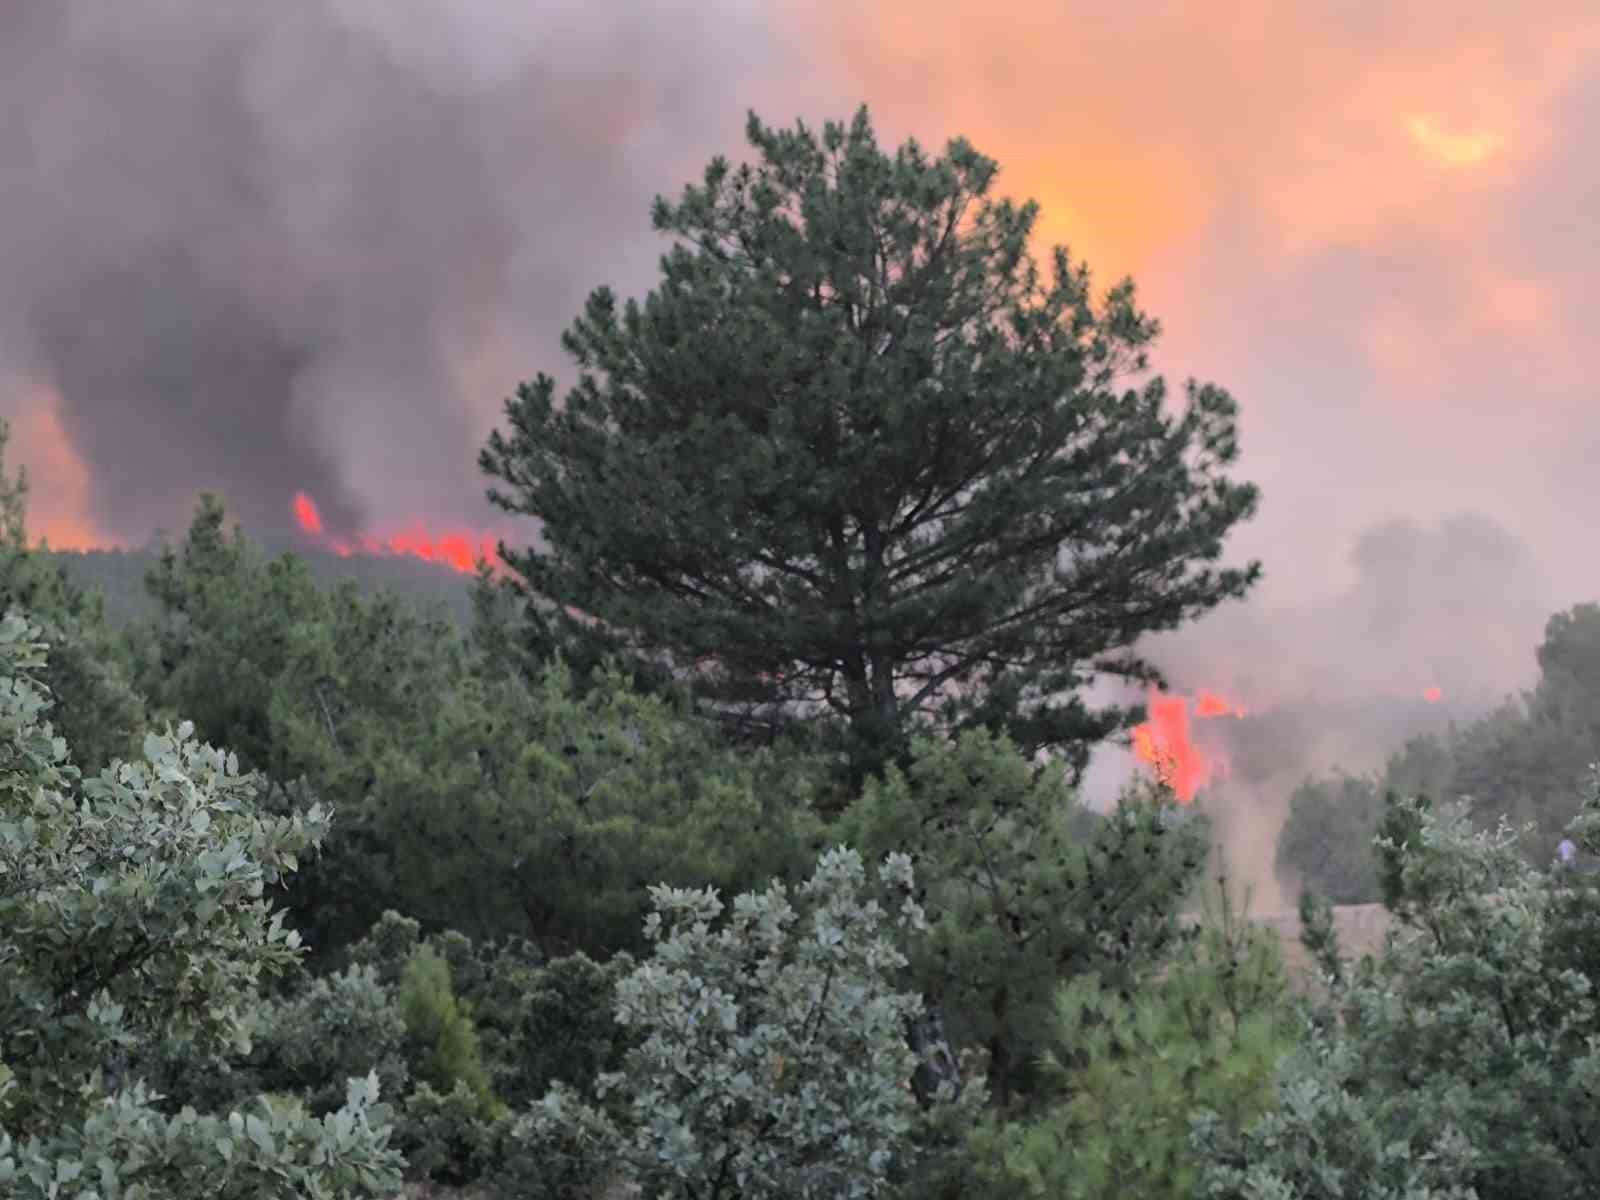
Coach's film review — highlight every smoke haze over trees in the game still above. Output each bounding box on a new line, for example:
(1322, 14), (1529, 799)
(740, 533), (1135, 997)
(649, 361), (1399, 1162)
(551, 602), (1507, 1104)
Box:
(3, 1), (1596, 769)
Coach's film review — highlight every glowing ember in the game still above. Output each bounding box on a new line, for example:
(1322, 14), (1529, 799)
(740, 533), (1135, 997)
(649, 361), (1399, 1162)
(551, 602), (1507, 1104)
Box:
(1422, 686), (1443, 703)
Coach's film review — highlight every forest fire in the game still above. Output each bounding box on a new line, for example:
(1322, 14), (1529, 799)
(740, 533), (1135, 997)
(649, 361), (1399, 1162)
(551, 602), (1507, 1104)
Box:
(1131, 688), (1248, 803)
(292, 491), (500, 575)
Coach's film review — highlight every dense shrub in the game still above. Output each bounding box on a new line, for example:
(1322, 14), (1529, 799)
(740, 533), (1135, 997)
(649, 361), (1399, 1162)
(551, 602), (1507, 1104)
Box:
(486, 950), (635, 1112)
(490, 1082), (624, 1200)
(840, 729), (1209, 1108)
(502, 846), (960, 1200)
(0, 610), (401, 1198)
(997, 878), (1300, 1199)
(253, 963), (411, 1116)
(393, 1079), (501, 1187)
(135, 497), (829, 963)
(0, 423), (146, 773)
(1200, 782), (1600, 1198)
(396, 943), (496, 1106)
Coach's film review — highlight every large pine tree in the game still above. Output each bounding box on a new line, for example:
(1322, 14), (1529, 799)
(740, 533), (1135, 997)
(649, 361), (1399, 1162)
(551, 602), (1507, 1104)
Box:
(481, 106), (1260, 784)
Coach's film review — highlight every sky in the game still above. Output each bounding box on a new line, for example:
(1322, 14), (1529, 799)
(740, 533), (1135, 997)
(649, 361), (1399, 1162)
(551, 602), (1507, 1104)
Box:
(4, 1), (1598, 831)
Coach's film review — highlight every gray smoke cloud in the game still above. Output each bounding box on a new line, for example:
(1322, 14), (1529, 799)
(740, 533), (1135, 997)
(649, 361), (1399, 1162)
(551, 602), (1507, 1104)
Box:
(0, 0), (787, 543)
(1147, 509), (1556, 715)
(1077, 510), (1559, 910)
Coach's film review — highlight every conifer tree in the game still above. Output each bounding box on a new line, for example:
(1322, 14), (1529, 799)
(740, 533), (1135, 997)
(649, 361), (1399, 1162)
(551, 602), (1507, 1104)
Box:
(482, 106), (1260, 784)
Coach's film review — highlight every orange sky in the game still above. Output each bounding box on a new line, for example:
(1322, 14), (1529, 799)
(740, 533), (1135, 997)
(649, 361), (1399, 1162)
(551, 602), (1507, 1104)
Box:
(761, 3), (1600, 632)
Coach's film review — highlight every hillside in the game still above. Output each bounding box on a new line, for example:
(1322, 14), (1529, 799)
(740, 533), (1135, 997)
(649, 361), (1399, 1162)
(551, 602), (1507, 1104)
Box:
(42, 544), (480, 627)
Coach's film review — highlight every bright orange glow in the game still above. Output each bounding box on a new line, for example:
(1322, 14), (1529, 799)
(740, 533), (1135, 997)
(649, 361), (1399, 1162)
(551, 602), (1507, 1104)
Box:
(1130, 686), (1252, 802)
(1406, 116), (1503, 166)
(367, 524), (499, 574)
(1195, 688), (1248, 719)
(1423, 686), (1443, 703)
(292, 491), (324, 536)
(1131, 690), (1215, 804)
(1469, 272), (1553, 334)
(293, 491), (500, 575)
(780, 1), (1600, 285)
(9, 389), (120, 551)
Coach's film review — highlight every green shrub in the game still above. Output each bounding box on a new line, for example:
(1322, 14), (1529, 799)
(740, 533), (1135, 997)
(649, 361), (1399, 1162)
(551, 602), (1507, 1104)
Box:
(1276, 773), (1383, 905)
(394, 1080), (500, 1187)
(511, 846), (956, 1200)
(0, 610), (401, 1198)
(0, 424), (147, 774)
(998, 877), (1299, 1199)
(489, 951), (635, 1111)
(1199, 785), (1600, 1198)
(397, 944), (495, 1107)
(251, 963), (411, 1116)
(347, 910), (424, 987)
(488, 1082), (622, 1200)
(135, 496), (830, 963)
(840, 729), (1209, 1108)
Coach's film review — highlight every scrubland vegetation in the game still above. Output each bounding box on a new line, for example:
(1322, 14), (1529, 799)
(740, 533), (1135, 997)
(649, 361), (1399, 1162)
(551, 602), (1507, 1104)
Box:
(1277, 599), (1600, 904)
(6, 108), (1600, 1198)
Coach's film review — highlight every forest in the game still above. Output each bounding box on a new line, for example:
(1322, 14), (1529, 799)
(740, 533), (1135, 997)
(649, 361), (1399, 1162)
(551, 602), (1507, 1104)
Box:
(6, 109), (1600, 1200)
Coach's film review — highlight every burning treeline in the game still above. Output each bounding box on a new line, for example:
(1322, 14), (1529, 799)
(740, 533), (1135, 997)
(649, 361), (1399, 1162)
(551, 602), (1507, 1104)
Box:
(292, 490), (500, 576)
(1131, 683), (1444, 805)
(294, 481), (1448, 821)
(294, 479), (1284, 814)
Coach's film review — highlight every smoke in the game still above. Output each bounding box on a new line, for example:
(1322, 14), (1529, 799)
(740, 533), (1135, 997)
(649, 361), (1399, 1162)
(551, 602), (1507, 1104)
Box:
(0, 0), (787, 544)
(1150, 510), (1553, 714)
(1078, 510), (1559, 911)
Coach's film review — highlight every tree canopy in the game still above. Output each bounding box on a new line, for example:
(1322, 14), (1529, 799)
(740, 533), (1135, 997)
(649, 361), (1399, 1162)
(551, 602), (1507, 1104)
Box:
(132, 496), (825, 962)
(482, 105), (1260, 785)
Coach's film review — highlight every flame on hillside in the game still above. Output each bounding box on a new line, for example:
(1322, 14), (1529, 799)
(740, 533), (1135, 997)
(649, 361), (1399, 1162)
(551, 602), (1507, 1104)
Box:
(292, 490), (500, 575)
(10, 389), (120, 552)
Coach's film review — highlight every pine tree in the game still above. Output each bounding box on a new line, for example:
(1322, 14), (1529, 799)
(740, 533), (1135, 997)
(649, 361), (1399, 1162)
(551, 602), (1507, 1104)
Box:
(482, 106), (1260, 786)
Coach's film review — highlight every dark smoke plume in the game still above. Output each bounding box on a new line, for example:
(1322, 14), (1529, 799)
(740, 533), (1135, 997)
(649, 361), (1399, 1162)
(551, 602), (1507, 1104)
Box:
(0, 0), (785, 543)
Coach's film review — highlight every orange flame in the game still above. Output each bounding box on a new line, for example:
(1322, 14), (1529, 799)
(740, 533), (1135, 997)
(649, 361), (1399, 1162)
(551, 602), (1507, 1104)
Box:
(11, 390), (120, 551)
(293, 491), (501, 575)
(1194, 688), (1248, 718)
(1131, 692), (1208, 803)
(292, 491), (324, 536)
(1130, 687), (1249, 803)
